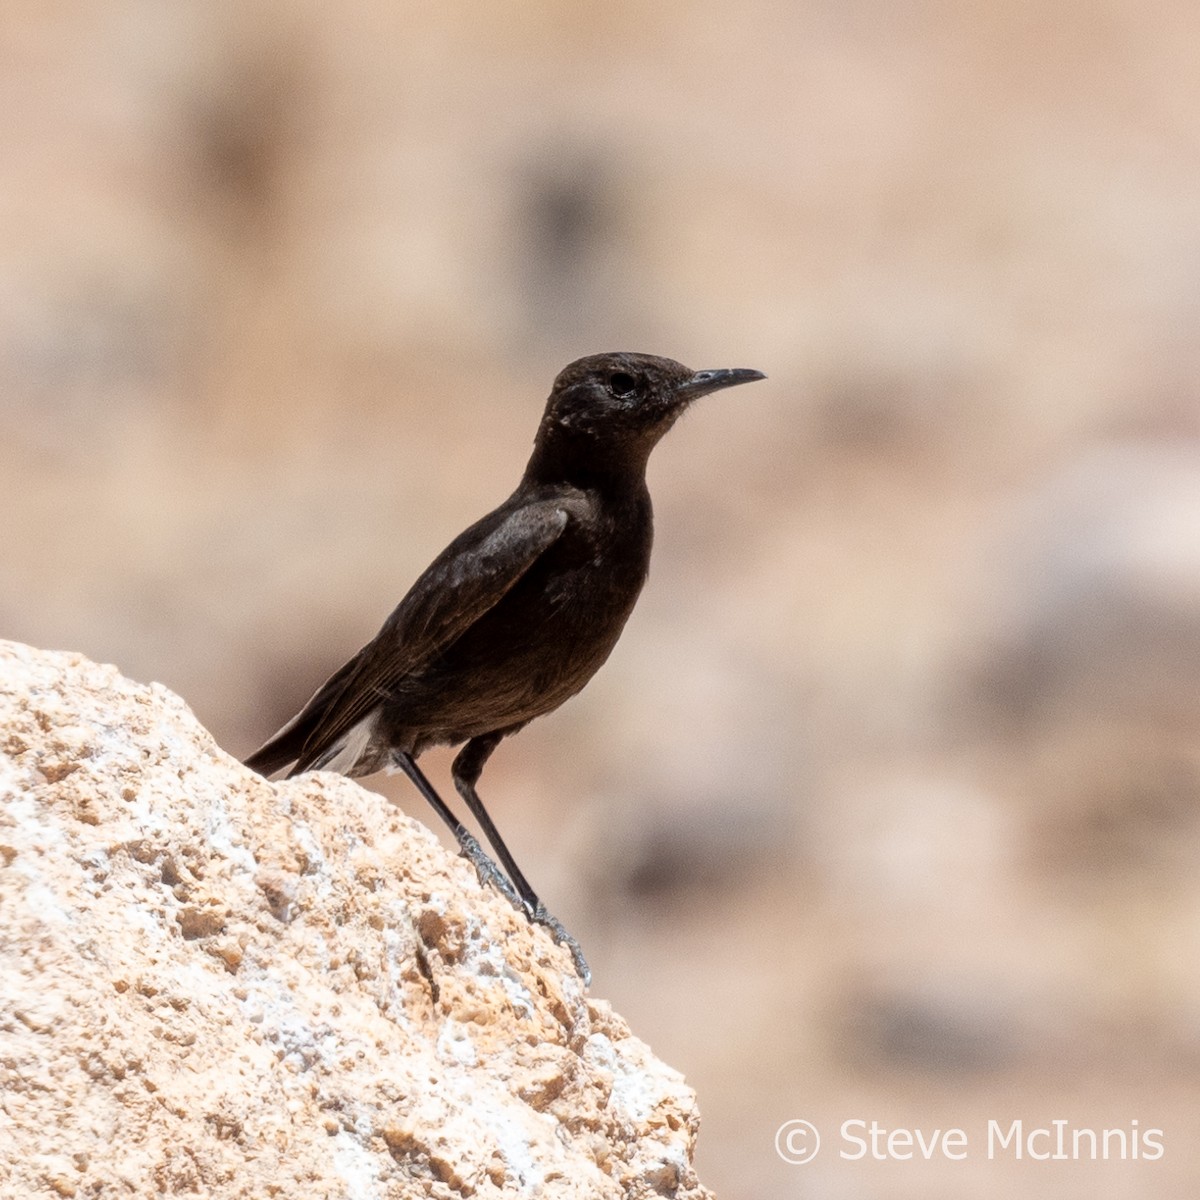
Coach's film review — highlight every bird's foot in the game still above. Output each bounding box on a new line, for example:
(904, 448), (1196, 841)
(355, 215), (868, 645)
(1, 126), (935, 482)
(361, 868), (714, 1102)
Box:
(528, 901), (591, 987)
(456, 832), (524, 911)
(454, 835), (590, 986)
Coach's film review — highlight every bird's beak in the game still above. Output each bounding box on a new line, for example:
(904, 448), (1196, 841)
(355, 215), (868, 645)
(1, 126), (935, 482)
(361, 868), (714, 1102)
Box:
(677, 367), (767, 402)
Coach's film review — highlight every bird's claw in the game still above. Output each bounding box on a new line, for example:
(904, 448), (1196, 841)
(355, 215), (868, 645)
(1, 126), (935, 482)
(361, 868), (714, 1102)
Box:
(528, 901), (591, 987)
(457, 833), (524, 910)
(455, 835), (590, 986)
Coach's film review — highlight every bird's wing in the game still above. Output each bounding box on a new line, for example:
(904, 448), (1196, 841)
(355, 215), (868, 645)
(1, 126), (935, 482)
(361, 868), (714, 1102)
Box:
(296, 499), (571, 763)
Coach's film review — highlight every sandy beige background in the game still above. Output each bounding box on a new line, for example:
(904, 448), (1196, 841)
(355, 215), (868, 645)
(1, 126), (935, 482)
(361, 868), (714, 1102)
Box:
(4, 2), (1200, 1196)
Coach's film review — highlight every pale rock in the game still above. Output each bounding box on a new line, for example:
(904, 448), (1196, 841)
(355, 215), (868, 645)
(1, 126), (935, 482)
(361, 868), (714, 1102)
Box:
(0, 640), (711, 1200)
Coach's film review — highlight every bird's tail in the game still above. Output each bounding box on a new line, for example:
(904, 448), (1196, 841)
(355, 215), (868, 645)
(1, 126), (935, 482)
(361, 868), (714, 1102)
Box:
(243, 653), (362, 778)
(243, 711), (314, 778)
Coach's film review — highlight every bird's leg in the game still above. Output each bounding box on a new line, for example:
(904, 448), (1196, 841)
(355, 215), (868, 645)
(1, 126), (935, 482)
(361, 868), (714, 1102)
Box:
(389, 750), (523, 913)
(450, 733), (537, 908)
(453, 734), (590, 986)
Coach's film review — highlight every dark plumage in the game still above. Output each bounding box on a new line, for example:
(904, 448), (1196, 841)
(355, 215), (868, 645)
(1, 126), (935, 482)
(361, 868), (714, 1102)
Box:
(245, 352), (765, 981)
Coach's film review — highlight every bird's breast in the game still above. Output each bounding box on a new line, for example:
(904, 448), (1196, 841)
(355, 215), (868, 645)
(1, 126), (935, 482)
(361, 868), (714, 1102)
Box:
(409, 500), (652, 738)
(521, 515), (651, 655)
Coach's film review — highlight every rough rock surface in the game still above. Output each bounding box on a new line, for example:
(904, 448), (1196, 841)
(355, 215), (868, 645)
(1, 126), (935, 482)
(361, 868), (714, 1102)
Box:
(0, 640), (711, 1200)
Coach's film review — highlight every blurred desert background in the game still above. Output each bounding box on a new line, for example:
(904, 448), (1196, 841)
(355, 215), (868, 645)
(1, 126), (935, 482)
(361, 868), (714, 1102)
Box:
(5, 1), (1200, 1196)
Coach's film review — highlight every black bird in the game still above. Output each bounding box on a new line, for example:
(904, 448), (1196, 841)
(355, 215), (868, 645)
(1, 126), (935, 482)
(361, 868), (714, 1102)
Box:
(245, 352), (765, 982)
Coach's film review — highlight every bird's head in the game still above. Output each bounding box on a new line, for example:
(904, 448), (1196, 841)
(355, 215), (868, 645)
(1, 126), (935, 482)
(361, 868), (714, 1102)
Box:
(527, 352), (765, 482)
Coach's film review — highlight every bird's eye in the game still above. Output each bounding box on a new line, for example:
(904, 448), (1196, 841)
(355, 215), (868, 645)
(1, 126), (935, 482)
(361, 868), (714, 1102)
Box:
(608, 371), (637, 398)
